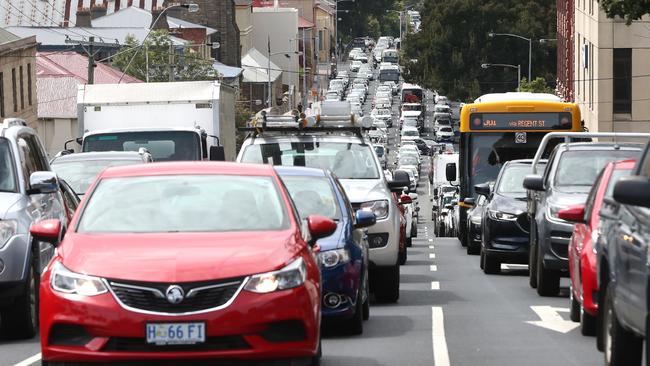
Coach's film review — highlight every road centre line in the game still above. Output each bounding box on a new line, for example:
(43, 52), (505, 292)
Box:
(430, 265), (437, 271)
(431, 307), (451, 366)
(429, 253), (436, 259)
(429, 245), (435, 249)
(431, 281), (440, 290)
(13, 353), (41, 366)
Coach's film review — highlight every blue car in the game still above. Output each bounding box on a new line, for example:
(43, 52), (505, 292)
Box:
(276, 166), (375, 335)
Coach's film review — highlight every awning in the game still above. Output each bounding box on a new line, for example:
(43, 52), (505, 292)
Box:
(213, 62), (243, 78)
(299, 16), (315, 29)
(242, 48), (282, 83)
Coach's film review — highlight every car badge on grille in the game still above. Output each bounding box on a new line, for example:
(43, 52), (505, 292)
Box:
(165, 285), (185, 304)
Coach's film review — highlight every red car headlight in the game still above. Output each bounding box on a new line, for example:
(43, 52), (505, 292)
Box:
(244, 257), (306, 294)
(51, 261), (108, 297)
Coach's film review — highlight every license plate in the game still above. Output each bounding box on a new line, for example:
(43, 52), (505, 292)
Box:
(146, 322), (205, 345)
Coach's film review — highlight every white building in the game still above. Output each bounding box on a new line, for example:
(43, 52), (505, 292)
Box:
(574, 1), (650, 133)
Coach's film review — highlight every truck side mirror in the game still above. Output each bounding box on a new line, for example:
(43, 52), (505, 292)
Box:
(209, 146), (225, 161)
(446, 162), (457, 182)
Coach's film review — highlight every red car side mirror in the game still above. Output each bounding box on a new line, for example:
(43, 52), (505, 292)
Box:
(557, 205), (586, 223)
(30, 219), (62, 245)
(399, 194), (412, 204)
(307, 215), (337, 245)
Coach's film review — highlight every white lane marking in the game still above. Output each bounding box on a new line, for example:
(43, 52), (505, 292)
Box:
(526, 306), (579, 333)
(12, 353), (41, 366)
(502, 263), (528, 270)
(431, 281), (440, 290)
(430, 265), (438, 271)
(429, 239), (434, 242)
(429, 245), (435, 249)
(431, 307), (451, 366)
(429, 253), (436, 259)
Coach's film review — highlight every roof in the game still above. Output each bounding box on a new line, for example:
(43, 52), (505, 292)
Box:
(99, 162), (276, 179)
(274, 166), (327, 177)
(555, 142), (645, 152)
(213, 61), (243, 78)
(474, 92), (561, 103)
(242, 47), (281, 83)
(0, 28), (19, 44)
(299, 16), (314, 29)
(51, 151), (149, 164)
(36, 51), (141, 119)
(5, 26), (189, 47)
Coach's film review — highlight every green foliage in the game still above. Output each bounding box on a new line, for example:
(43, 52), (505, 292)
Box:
(519, 77), (554, 94)
(402, 0), (557, 100)
(112, 30), (218, 82)
(337, 0), (409, 42)
(598, 0), (650, 25)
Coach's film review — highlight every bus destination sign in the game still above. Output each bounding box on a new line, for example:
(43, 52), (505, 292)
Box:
(470, 112), (573, 131)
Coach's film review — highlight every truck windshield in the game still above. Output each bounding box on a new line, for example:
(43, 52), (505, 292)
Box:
(241, 142), (380, 179)
(0, 139), (17, 193)
(83, 131), (201, 161)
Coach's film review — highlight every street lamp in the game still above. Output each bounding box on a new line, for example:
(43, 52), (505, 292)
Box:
(267, 50), (302, 108)
(482, 63), (521, 92)
(331, 0), (354, 60)
(488, 32), (532, 82)
(539, 38), (557, 44)
(118, 3), (199, 83)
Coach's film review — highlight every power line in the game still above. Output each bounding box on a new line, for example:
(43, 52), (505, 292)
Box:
(0, 2), (71, 39)
(7, 0), (90, 40)
(28, 0), (106, 40)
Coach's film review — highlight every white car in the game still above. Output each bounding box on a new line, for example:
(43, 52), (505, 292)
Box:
(436, 126), (455, 142)
(376, 85), (392, 94)
(371, 108), (392, 126)
(326, 91), (341, 101)
(401, 126), (420, 142)
(374, 97), (392, 109)
(350, 60), (362, 72)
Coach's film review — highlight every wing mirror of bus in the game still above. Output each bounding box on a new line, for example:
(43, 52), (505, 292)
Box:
(523, 175), (545, 191)
(209, 146), (226, 161)
(445, 163), (457, 182)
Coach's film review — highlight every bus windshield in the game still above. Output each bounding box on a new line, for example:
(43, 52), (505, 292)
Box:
(379, 70), (400, 82)
(466, 132), (553, 197)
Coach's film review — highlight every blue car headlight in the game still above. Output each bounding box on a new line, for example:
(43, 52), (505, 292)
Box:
(318, 249), (351, 268)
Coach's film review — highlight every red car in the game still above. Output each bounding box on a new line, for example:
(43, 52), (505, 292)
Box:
(30, 162), (336, 365)
(559, 160), (635, 336)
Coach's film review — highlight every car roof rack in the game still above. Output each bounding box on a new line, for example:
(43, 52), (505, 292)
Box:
(239, 111), (374, 139)
(2, 118), (27, 129)
(531, 132), (650, 174)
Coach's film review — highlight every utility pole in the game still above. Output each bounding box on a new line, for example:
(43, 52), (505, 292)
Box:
(65, 37), (118, 84)
(168, 43), (174, 82)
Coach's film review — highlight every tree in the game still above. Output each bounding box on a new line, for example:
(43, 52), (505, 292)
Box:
(402, 0), (557, 100)
(519, 77), (555, 94)
(598, 0), (650, 25)
(112, 30), (218, 82)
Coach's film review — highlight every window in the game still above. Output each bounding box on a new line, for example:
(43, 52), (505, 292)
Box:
(318, 30), (324, 51)
(613, 48), (632, 114)
(19, 65), (24, 110)
(0, 72), (4, 117)
(11, 68), (17, 113)
(589, 43), (594, 110)
(576, 34), (581, 97)
(27, 63), (32, 106)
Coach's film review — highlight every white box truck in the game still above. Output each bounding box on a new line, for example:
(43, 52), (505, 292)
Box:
(76, 80), (236, 161)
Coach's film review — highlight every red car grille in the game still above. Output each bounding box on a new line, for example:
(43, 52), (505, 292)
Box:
(108, 278), (245, 314)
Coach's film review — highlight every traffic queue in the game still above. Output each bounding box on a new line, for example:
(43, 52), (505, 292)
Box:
(0, 35), (428, 365)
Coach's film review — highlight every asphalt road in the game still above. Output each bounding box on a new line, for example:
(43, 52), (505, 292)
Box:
(0, 66), (604, 366)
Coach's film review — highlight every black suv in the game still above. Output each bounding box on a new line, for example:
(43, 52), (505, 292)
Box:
(524, 142), (642, 296)
(597, 142), (650, 366)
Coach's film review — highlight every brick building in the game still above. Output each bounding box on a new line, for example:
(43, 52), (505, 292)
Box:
(0, 29), (38, 128)
(556, 0), (574, 102)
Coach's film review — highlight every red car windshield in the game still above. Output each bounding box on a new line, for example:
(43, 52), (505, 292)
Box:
(78, 175), (289, 233)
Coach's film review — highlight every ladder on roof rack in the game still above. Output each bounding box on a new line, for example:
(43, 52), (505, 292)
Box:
(2, 118), (27, 129)
(532, 132), (650, 174)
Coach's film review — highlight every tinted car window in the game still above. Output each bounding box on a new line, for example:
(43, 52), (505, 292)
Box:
(78, 175), (288, 233)
(0, 139), (17, 192)
(282, 176), (341, 220)
(555, 150), (639, 188)
(241, 142), (379, 179)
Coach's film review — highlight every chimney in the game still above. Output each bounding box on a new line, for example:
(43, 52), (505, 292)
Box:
(76, 8), (91, 27)
(151, 7), (170, 30)
(90, 5), (107, 20)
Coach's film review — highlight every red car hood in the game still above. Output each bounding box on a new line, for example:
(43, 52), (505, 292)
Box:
(58, 230), (302, 283)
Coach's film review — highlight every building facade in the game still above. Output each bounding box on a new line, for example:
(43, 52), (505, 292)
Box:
(556, 0), (574, 102)
(0, 30), (38, 128)
(574, 1), (650, 133)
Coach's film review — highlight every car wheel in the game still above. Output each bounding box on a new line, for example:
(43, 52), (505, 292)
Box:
(480, 249), (485, 270)
(0, 253), (39, 339)
(399, 246), (407, 265)
(603, 284), (642, 366)
(344, 288), (364, 335)
(536, 249), (560, 296)
(483, 254), (500, 274)
(597, 281), (607, 351)
(580, 305), (597, 336)
(569, 286), (580, 322)
(459, 230), (468, 247)
(528, 229), (538, 289)
(374, 265), (400, 303)
(406, 236), (413, 248)
(467, 242), (480, 255)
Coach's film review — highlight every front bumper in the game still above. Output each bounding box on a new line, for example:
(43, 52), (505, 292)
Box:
(321, 262), (362, 319)
(483, 215), (529, 263)
(541, 215), (574, 272)
(352, 209), (399, 268)
(40, 274), (321, 362)
(0, 234), (29, 285)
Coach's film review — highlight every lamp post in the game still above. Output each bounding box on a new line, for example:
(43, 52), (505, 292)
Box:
(267, 47), (302, 108)
(488, 32), (532, 82)
(332, 0), (354, 60)
(481, 63), (521, 91)
(118, 3), (199, 83)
